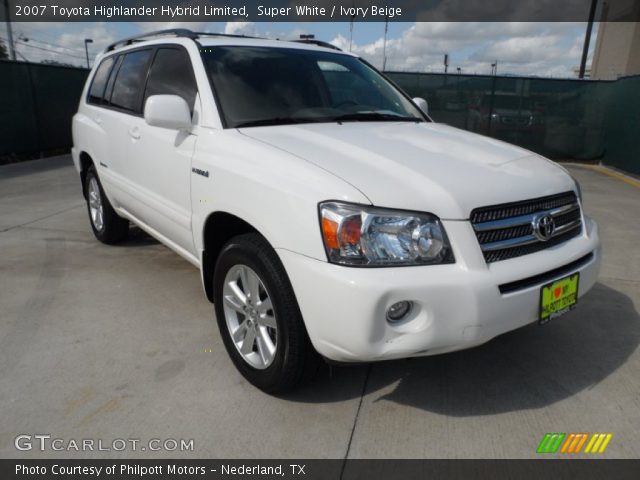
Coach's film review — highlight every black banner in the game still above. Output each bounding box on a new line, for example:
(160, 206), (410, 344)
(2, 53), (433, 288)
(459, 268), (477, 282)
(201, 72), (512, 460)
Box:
(1, 0), (639, 22)
(3, 460), (640, 480)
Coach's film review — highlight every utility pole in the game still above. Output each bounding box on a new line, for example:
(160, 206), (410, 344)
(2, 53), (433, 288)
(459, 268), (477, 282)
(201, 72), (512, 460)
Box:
(382, 17), (388, 71)
(349, 15), (354, 52)
(84, 38), (93, 68)
(444, 53), (449, 73)
(3, 0), (16, 60)
(579, 0), (598, 79)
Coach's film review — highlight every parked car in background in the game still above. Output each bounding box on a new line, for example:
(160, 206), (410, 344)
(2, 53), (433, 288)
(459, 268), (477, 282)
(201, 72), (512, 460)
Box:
(467, 93), (546, 143)
(72, 29), (600, 393)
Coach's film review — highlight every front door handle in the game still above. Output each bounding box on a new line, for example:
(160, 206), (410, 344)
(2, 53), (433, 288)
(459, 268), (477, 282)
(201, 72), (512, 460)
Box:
(128, 127), (140, 140)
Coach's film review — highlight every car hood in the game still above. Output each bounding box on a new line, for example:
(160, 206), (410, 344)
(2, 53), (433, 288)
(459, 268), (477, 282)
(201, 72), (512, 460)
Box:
(240, 122), (574, 219)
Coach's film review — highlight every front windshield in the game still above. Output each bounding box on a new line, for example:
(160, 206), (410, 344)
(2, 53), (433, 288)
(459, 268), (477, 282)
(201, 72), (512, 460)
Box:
(200, 46), (426, 128)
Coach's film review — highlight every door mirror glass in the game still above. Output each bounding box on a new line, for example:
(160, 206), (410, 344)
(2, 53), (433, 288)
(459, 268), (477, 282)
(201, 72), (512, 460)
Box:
(413, 97), (429, 116)
(144, 95), (192, 130)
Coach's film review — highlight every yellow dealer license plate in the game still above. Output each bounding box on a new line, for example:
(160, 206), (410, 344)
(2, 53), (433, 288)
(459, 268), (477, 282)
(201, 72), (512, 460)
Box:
(539, 273), (579, 324)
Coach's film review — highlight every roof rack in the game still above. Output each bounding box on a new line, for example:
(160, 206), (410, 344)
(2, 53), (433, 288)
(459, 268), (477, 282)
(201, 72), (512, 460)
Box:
(192, 31), (260, 39)
(293, 39), (342, 51)
(105, 29), (196, 52)
(104, 28), (340, 53)
(104, 29), (260, 52)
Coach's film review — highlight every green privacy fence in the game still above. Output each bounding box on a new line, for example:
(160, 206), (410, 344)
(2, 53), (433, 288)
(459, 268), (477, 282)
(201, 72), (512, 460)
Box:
(600, 75), (640, 175)
(0, 60), (89, 158)
(0, 60), (638, 175)
(386, 71), (640, 174)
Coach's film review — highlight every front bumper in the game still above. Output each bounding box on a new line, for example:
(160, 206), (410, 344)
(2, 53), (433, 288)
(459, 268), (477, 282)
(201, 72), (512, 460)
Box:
(277, 217), (601, 362)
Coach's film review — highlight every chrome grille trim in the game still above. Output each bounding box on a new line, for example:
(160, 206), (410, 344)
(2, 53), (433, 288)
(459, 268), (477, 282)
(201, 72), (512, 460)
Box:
(470, 192), (582, 263)
(470, 191), (577, 224)
(473, 202), (580, 232)
(480, 219), (582, 252)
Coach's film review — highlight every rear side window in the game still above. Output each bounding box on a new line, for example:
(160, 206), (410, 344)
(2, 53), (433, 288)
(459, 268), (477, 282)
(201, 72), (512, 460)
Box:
(102, 55), (122, 107)
(110, 49), (152, 113)
(144, 48), (197, 113)
(87, 57), (115, 104)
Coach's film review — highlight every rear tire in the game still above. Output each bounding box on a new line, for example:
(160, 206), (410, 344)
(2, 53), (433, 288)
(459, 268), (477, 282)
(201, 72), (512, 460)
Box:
(84, 165), (128, 244)
(213, 233), (319, 393)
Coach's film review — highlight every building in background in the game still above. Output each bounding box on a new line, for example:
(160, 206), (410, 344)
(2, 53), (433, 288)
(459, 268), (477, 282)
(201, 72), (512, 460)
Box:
(591, 0), (640, 80)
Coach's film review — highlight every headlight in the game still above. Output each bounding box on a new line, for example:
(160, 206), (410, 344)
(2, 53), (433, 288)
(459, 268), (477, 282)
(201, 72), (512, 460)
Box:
(319, 202), (454, 266)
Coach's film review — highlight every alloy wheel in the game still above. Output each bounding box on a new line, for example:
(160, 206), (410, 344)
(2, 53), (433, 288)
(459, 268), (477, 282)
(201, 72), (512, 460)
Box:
(88, 177), (104, 232)
(222, 264), (278, 369)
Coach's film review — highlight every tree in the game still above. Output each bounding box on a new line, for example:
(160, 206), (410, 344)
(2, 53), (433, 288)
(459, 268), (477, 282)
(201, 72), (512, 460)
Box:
(41, 59), (74, 67)
(0, 38), (8, 60)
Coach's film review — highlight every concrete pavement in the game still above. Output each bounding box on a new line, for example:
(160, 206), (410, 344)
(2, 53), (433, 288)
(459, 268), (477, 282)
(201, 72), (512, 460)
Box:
(0, 156), (638, 459)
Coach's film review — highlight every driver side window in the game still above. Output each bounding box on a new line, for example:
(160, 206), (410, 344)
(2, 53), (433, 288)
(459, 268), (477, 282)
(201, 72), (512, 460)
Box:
(143, 47), (198, 115)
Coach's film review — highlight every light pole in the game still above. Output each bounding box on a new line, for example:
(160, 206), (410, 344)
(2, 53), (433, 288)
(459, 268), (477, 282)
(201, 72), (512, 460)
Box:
(579, 0), (598, 79)
(84, 38), (93, 68)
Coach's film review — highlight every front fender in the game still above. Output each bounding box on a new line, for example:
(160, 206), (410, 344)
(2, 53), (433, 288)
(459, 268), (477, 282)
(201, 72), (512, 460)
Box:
(191, 128), (371, 262)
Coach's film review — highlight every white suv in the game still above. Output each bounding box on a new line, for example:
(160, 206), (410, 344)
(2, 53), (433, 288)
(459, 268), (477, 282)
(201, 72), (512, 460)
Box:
(72, 29), (601, 392)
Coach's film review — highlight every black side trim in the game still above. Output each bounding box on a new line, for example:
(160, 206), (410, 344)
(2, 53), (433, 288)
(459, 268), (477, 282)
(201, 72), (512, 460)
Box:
(498, 252), (594, 294)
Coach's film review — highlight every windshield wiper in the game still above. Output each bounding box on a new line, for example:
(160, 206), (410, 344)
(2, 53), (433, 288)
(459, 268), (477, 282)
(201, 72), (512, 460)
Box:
(235, 112), (422, 128)
(332, 112), (422, 123)
(235, 117), (322, 128)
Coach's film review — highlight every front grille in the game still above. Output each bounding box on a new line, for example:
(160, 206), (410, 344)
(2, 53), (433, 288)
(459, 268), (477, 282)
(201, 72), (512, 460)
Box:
(471, 192), (582, 263)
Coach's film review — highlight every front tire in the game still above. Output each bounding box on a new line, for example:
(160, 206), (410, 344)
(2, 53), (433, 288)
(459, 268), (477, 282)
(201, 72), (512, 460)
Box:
(213, 233), (318, 393)
(84, 165), (128, 244)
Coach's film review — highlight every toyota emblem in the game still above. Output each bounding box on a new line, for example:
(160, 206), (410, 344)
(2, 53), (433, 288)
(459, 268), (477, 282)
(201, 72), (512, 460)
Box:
(532, 213), (555, 241)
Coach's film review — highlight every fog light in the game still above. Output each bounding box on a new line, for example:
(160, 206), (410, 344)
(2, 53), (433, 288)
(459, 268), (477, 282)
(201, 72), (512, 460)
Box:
(386, 301), (412, 322)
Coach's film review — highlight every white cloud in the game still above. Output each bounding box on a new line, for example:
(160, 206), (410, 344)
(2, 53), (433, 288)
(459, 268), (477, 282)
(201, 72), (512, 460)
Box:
(137, 21), (210, 33)
(472, 36), (564, 63)
(224, 21), (258, 37)
(331, 22), (594, 77)
(223, 22), (309, 41)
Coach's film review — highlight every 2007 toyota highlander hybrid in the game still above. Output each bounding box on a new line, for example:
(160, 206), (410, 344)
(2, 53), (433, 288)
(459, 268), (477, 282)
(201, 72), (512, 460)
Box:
(72, 29), (601, 392)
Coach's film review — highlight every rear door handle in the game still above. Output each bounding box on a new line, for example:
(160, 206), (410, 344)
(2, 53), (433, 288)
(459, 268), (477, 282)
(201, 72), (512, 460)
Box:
(128, 127), (140, 139)
(94, 116), (102, 125)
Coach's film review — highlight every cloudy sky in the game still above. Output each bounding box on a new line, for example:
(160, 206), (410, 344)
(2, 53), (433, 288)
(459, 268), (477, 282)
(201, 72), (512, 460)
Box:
(0, 21), (597, 77)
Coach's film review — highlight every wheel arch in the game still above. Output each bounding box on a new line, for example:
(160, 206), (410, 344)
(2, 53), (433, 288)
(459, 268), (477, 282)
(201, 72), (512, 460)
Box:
(201, 211), (267, 303)
(78, 151), (94, 199)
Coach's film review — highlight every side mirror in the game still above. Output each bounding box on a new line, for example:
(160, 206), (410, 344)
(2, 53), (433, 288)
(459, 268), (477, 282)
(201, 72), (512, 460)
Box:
(413, 97), (429, 116)
(144, 95), (191, 130)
